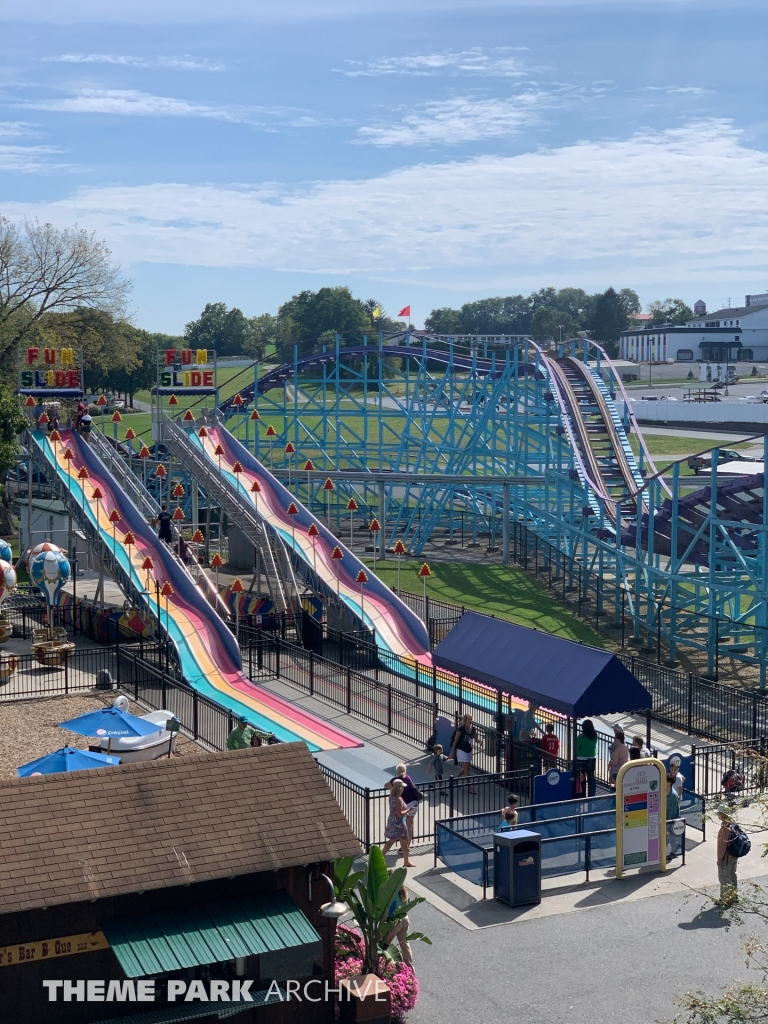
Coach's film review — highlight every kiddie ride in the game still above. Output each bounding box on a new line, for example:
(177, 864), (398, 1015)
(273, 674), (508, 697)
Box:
(0, 538), (18, 682)
(26, 542), (75, 667)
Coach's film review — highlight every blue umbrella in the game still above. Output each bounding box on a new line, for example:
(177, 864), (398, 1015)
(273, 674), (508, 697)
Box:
(58, 706), (160, 740)
(18, 746), (121, 777)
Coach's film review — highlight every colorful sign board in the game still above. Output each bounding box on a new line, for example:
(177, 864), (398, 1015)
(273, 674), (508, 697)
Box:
(18, 347), (83, 395)
(615, 757), (667, 878)
(156, 348), (217, 392)
(0, 931), (109, 967)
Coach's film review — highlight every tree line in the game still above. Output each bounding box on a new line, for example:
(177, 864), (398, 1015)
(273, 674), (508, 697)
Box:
(0, 212), (696, 434)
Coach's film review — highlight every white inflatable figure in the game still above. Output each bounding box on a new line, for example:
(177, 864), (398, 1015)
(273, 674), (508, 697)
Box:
(0, 539), (11, 563)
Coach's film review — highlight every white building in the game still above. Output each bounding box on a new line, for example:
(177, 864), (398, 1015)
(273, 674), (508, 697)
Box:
(620, 294), (768, 363)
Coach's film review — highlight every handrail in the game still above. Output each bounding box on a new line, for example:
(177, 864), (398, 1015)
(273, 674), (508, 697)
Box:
(163, 417), (298, 615)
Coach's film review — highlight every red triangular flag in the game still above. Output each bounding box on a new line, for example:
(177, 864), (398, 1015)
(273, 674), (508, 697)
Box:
(398, 305), (410, 318)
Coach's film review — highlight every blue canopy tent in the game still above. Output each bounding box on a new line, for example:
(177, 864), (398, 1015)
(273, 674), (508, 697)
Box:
(432, 612), (653, 795)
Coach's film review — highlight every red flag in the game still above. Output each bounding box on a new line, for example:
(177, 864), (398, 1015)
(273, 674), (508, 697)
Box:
(398, 305), (411, 318)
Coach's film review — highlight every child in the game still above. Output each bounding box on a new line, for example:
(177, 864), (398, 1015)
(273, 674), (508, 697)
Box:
(501, 808), (518, 830)
(500, 793), (519, 824)
(428, 744), (448, 786)
(541, 723), (560, 761)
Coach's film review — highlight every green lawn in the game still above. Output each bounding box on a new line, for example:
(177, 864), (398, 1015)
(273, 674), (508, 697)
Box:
(362, 559), (604, 647)
(629, 433), (750, 456)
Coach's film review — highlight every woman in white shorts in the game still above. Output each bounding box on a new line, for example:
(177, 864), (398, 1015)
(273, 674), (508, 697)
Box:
(450, 714), (478, 792)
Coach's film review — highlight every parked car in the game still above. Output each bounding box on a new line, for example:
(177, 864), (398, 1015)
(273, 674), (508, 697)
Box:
(688, 449), (758, 474)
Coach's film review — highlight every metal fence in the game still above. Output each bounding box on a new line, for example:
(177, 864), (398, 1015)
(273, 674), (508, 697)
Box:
(117, 646), (245, 752)
(692, 738), (768, 798)
(392, 585), (768, 745)
(320, 764), (536, 850)
(0, 642), (122, 701)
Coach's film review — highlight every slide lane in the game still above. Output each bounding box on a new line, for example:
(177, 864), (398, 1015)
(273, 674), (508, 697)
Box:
(191, 426), (432, 664)
(193, 428), (530, 719)
(35, 430), (359, 751)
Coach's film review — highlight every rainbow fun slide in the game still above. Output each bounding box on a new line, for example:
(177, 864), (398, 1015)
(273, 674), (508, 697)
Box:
(32, 430), (359, 751)
(187, 426), (432, 666)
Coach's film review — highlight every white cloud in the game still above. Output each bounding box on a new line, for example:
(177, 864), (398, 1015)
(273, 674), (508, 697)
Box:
(0, 121), (41, 138)
(337, 48), (525, 78)
(2, 121), (766, 291)
(0, 144), (66, 173)
(44, 54), (224, 71)
(18, 88), (331, 128)
(21, 88), (245, 122)
(355, 93), (552, 147)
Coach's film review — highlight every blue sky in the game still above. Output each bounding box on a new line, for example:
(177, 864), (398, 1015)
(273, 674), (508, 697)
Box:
(1, 0), (767, 333)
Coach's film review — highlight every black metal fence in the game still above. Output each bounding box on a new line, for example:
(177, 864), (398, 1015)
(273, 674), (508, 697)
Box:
(117, 646), (244, 752)
(320, 764), (536, 850)
(0, 642), (123, 701)
(391, 585), (768, 745)
(620, 654), (768, 743)
(692, 737), (768, 798)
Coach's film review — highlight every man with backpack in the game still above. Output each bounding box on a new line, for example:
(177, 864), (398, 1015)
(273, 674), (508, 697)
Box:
(717, 809), (750, 903)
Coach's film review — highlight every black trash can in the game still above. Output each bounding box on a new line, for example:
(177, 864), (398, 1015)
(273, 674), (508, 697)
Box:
(494, 829), (542, 907)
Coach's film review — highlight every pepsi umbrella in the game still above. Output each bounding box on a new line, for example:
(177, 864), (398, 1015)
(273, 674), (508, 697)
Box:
(18, 746), (120, 777)
(58, 706), (160, 740)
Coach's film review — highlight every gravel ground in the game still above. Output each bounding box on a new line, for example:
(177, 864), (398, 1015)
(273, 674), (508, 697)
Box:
(0, 692), (209, 779)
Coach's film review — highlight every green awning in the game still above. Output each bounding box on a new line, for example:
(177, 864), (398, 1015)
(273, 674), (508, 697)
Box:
(103, 891), (320, 979)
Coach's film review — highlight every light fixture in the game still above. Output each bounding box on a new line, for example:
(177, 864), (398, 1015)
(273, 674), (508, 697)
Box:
(318, 873), (349, 921)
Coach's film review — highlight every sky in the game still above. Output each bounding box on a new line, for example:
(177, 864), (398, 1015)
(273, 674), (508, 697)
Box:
(1, 0), (767, 334)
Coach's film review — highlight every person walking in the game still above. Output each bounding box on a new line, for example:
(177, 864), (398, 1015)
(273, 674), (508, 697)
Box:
(386, 764), (420, 841)
(608, 729), (629, 787)
(78, 412), (93, 443)
(382, 779), (415, 867)
(427, 744), (448, 789)
(576, 719), (598, 796)
(155, 504), (173, 545)
(449, 714), (478, 791)
(716, 810), (739, 904)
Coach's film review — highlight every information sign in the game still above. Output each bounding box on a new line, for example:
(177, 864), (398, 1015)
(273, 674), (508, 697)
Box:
(615, 757), (667, 878)
(0, 931), (108, 967)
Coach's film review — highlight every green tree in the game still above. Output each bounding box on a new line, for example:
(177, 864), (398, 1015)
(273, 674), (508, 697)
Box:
(361, 299), (404, 335)
(334, 847), (430, 977)
(458, 295), (533, 335)
(245, 314), (293, 361)
(531, 307), (581, 344)
(0, 216), (130, 364)
(588, 287), (629, 357)
(618, 288), (641, 317)
(106, 331), (179, 405)
(0, 384), (26, 481)
(424, 307), (463, 334)
(184, 302), (259, 358)
(648, 297), (693, 326)
(276, 286), (370, 359)
(26, 309), (145, 395)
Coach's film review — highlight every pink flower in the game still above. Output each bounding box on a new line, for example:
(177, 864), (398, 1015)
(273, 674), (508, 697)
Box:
(334, 926), (419, 1022)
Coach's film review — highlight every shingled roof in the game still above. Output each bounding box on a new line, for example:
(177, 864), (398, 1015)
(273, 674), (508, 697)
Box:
(0, 743), (360, 915)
